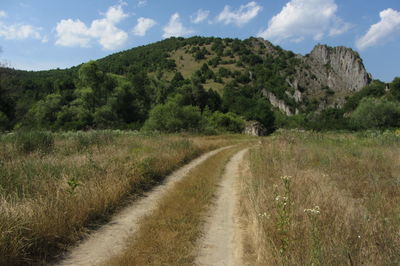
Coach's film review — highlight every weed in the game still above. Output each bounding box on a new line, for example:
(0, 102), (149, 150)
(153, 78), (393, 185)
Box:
(67, 177), (81, 194)
(273, 176), (292, 257)
(14, 131), (54, 154)
(304, 206), (322, 265)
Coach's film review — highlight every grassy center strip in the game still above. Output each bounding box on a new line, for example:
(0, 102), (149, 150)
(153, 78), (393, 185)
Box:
(105, 145), (243, 266)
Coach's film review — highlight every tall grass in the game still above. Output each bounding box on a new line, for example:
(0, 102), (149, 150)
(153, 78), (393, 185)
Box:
(14, 131), (54, 154)
(240, 130), (400, 265)
(0, 131), (248, 265)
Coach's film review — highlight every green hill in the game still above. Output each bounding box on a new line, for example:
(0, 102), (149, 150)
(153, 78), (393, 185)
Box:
(0, 36), (399, 133)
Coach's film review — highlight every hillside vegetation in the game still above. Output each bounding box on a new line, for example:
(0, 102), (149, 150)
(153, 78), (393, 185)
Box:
(1, 36), (399, 133)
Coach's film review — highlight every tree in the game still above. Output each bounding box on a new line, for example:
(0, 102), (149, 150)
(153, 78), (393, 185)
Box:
(55, 103), (93, 130)
(28, 93), (63, 129)
(388, 77), (400, 102)
(350, 97), (400, 129)
(0, 111), (8, 131)
(77, 61), (106, 111)
(343, 80), (386, 112)
(143, 95), (202, 132)
(203, 111), (244, 133)
(93, 105), (118, 128)
(306, 108), (348, 131)
(0, 84), (14, 129)
(205, 89), (222, 112)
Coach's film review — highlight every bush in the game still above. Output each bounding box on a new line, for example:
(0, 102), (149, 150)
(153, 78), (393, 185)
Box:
(343, 80), (386, 112)
(0, 111), (8, 131)
(306, 108), (348, 131)
(143, 95), (202, 133)
(203, 111), (245, 133)
(14, 131), (54, 154)
(350, 97), (400, 129)
(73, 130), (116, 150)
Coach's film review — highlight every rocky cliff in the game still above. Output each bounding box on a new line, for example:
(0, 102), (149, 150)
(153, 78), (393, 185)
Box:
(257, 39), (372, 114)
(296, 45), (371, 108)
(307, 45), (371, 91)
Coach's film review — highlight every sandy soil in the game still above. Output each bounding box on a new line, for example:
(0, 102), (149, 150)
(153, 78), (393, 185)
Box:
(56, 146), (231, 266)
(195, 148), (249, 266)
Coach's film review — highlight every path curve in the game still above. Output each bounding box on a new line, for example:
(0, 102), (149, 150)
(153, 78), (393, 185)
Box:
(56, 146), (231, 266)
(195, 148), (249, 266)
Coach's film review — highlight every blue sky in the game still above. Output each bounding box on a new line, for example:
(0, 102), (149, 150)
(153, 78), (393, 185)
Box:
(0, 0), (399, 81)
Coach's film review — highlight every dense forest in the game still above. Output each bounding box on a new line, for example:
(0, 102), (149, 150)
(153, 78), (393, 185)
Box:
(0, 36), (399, 133)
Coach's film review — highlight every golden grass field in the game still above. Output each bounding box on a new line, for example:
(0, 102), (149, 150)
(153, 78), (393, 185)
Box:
(1, 129), (399, 265)
(240, 130), (400, 265)
(0, 131), (249, 265)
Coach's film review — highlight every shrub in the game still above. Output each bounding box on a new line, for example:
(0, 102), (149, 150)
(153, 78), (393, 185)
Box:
(350, 98), (400, 129)
(306, 108), (348, 131)
(203, 111), (245, 133)
(0, 111), (8, 131)
(143, 95), (202, 133)
(14, 131), (54, 154)
(73, 130), (116, 150)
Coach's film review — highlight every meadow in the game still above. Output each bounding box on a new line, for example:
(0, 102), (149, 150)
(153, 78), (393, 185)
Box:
(240, 130), (400, 265)
(0, 130), (246, 265)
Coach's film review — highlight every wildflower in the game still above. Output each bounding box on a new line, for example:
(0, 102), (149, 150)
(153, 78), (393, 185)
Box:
(258, 212), (269, 218)
(280, 175), (292, 182)
(275, 196), (288, 202)
(304, 206), (320, 215)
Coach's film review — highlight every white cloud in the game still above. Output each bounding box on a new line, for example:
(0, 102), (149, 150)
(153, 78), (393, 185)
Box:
(55, 19), (91, 47)
(137, 0), (147, 8)
(163, 13), (193, 38)
(103, 4), (128, 24)
(0, 22), (45, 41)
(191, 9), (210, 24)
(216, 1), (262, 27)
(329, 18), (352, 36)
(356, 8), (400, 50)
(55, 4), (129, 50)
(0, 9), (47, 42)
(133, 17), (156, 36)
(258, 0), (350, 43)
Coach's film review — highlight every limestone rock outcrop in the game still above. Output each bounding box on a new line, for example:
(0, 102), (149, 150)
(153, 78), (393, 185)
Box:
(307, 45), (371, 92)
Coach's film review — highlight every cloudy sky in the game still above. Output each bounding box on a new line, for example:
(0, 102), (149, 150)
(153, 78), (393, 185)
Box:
(0, 0), (399, 81)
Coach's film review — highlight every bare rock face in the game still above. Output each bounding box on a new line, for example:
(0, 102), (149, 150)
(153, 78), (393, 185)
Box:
(308, 45), (371, 92)
(262, 90), (299, 116)
(286, 44), (372, 111)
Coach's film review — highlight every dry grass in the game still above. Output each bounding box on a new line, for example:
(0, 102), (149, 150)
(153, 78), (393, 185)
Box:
(239, 130), (400, 265)
(105, 145), (245, 266)
(0, 131), (250, 265)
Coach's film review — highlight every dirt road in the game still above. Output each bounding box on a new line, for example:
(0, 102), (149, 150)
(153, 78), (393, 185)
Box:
(195, 148), (249, 266)
(56, 146), (231, 266)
